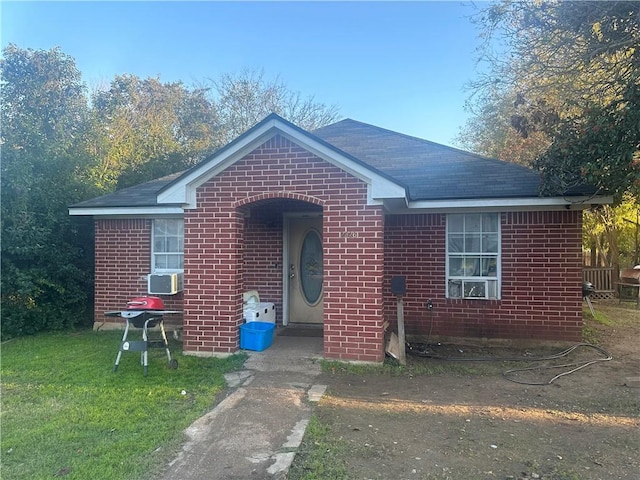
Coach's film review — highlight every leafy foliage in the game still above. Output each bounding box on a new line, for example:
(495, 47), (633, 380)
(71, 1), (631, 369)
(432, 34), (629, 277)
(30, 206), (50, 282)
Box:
(534, 89), (640, 200)
(457, 89), (552, 167)
(1, 45), (340, 338)
(584, 194), (640, 268)
(88, 75), (221, 190)
(462, 1), (640, 201)
(1, 45), (96, 338)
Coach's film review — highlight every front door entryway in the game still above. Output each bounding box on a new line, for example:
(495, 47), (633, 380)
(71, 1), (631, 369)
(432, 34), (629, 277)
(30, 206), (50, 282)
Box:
(287, 216), (323, 324)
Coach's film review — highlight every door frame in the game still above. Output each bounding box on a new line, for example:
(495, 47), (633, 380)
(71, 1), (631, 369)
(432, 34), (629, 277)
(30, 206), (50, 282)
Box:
(282, 212), (323, 326)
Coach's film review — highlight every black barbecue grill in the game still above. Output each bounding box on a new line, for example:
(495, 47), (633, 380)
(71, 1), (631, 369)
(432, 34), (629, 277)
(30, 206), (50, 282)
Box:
(105, 296), (180, 376)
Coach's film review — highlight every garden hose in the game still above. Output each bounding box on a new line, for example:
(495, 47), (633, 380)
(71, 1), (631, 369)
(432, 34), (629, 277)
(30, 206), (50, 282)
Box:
(406, 341), (613, 385)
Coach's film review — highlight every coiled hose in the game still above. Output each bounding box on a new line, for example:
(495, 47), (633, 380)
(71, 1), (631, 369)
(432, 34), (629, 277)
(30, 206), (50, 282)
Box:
(406, 342), (613, 385)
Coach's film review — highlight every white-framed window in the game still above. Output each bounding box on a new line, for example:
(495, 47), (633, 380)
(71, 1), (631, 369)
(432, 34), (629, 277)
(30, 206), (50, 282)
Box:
(152, 218), (184, 272)
(446, 213), (500, 299)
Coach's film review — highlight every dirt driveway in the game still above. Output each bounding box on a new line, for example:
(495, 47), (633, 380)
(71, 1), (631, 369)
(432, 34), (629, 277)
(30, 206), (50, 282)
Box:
(293, 303), (639, 480)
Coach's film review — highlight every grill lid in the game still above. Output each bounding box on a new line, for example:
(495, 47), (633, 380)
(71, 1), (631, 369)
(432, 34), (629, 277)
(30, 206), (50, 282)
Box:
(620, 267), (640, 285)
(582, 281), (596, 296)
(126, 296), (165, 310)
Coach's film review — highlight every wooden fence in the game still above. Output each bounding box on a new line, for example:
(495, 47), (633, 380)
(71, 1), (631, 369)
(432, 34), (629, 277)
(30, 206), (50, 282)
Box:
(583, 267), (615, 299)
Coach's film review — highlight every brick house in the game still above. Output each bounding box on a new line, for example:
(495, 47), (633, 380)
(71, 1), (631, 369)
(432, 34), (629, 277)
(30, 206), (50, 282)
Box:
(69, 114), (611, 363)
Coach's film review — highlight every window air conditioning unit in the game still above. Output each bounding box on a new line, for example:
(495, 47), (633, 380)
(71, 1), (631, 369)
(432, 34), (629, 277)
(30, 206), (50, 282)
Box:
(148, 273), (183, 295)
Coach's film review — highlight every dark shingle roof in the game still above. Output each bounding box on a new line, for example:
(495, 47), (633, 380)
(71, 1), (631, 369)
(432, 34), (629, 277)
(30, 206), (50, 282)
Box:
(71, 116), (554, 210)
(312, 119), (542, 201)
(71, 172), (184, 208)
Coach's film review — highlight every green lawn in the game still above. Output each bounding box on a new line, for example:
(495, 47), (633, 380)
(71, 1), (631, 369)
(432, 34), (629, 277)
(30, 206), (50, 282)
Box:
(1, 329), (245, 480)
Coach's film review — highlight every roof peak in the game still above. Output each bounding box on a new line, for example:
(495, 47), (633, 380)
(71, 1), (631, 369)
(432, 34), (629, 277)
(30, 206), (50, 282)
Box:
(316, 117), (536, 173)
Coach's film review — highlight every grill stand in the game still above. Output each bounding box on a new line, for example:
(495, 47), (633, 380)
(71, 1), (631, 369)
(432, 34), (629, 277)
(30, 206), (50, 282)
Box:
(583, 295), (596, 317)
(582, 281), (597, 317)
(107, 311), (179, 376)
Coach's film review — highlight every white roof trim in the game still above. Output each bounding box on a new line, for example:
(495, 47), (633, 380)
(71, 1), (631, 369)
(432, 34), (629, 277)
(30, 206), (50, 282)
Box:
(385, 195), (614, 214)
(69, 195), (614, 218)
(156, 116), (407, 209)
(69, 206), (184, 217)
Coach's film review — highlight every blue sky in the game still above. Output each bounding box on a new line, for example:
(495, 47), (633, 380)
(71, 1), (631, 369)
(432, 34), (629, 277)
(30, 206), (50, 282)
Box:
(2, 1), (486, 147)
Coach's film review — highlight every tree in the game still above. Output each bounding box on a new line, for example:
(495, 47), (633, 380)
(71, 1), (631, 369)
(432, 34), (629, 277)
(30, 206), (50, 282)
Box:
(208, 69), (340, 143)
(1, 45), (96, 338)
(463, 1), (640, 201)
(457, 89), (552, 167)
(1, 45), (341, 338)
(583, 194), (639, 280)
(88, 70), (340, 191)
(88, 75), (221, 190)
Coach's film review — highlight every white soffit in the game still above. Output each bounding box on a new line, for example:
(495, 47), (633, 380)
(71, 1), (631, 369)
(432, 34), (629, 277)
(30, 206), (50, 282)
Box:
(156, 117), (407, 208)
(389, 195), (614, 213)
(68, 206), (184, 216)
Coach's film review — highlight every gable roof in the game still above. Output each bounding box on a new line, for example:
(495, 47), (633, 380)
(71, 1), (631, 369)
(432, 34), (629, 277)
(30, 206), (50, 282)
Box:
(69, 113), (611, 216)
(312, 119), (542, 201)
(155, 113), (406, 208)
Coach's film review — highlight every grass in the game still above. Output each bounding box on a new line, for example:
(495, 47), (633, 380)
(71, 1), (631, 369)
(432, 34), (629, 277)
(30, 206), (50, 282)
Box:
(582, 302), (622, 343)
(287, 415), (349, 480)
(583, 305), (616, 326)
(1, 329), (246, 480)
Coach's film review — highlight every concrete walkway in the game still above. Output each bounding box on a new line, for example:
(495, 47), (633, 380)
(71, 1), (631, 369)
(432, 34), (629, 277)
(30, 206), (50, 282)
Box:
(159, 334), (326, 480)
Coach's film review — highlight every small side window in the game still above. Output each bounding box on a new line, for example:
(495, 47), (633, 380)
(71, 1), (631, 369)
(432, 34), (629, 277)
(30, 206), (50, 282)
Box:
(152, 219), (184, 272)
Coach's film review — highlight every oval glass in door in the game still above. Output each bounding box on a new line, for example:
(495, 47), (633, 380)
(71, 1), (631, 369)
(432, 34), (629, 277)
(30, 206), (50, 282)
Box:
(300, 229), (323, 305)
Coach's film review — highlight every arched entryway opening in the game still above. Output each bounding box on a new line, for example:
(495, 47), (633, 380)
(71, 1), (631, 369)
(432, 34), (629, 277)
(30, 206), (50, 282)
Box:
(236, 193), (324, 328)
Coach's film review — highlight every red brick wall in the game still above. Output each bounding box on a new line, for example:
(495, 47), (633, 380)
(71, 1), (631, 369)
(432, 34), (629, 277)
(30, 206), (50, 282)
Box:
(384, 211), (583, 342)
(92, 138), (584, 359)
(182, 135), (385, 361)
(324, 202), (385, 362)
(94, 218), (183, 328)
(182, 205), (244, 353)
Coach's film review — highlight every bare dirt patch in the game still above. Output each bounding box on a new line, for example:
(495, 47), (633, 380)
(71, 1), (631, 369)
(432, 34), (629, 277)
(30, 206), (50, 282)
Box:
(306, 304), (639, 480)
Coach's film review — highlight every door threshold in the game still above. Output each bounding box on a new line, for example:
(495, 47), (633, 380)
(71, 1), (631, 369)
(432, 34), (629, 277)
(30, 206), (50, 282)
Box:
(278, 323), (323, 338)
